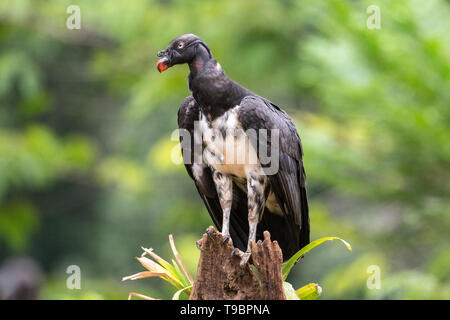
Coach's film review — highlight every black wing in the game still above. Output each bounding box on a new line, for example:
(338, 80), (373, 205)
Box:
(237, 95), (310, 259)
(177, 96), (250, 252)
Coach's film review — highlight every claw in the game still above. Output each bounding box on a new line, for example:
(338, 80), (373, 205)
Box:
(206, 229), (214, 240)
(230, 247), (251, 266)
(257, 240), (262, 248)
(221, 234), (232, 246)
(196, 240), (203, 251)
(221, 235), (229, 245)
(231, 248), (243, 258)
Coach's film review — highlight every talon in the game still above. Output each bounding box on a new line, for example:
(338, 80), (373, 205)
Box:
(231, 248), (243, 258)
(206, 229), (214, 240)
(196, 240), (203, 251)
(257, 240), (262, 248)
(221, 234), (231, 245)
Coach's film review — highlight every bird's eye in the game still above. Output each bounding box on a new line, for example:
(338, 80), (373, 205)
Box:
(177, 42), (184, 49)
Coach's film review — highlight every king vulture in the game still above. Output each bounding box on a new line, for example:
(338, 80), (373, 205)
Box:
(157, 34), (309, 265)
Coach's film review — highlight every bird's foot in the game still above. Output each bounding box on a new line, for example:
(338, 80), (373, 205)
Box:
(230, 247), (242, 258)
(230, 248), (251, 267)
(239, 251), (251, 267)
(221, 233), (232, 246)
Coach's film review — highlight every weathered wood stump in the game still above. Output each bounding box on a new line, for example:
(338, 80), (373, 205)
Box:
(189, 226), (286, 300)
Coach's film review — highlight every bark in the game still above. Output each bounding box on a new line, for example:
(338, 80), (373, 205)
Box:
(189, 226), (286, 300)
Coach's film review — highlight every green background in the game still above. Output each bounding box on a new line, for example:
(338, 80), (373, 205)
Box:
(0, 0), (449, 299)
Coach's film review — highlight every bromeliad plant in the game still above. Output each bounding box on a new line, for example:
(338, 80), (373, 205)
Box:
(281, 236), (352, 300)
(122, 234), (194, 300)
(123, 235), (351, 300)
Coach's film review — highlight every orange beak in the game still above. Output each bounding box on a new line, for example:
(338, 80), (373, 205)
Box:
(156, 57), (170, 73)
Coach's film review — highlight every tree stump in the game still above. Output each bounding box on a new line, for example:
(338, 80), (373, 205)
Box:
(189, 226), (286, 300)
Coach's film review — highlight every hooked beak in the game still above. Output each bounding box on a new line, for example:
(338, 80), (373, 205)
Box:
(156, 50), (171, 73)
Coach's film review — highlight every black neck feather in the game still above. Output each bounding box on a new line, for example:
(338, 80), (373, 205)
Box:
(188, 55), (253, 120)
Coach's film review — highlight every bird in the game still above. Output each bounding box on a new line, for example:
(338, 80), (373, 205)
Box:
(156, 34), (309, 266)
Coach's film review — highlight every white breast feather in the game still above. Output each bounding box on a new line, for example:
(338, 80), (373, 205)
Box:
(199, 106), (263, 178)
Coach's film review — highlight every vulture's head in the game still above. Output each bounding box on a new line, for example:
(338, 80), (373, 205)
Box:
(156, 34), (212, 73)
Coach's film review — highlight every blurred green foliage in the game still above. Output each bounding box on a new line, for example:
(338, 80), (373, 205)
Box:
(0, 0), (448, 299)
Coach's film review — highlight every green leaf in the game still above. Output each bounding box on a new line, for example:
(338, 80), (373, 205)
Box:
(172, 285), (192, 300)
(296, 283), (322, 300)
(172, 259), (190, 288)
(149, 254), (183, 288)
(282, 236), (352, 280)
